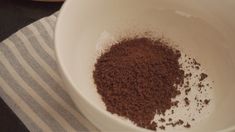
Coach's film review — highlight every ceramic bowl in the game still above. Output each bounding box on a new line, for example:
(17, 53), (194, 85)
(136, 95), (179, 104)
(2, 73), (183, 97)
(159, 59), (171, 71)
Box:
(55, 0), (235, 131)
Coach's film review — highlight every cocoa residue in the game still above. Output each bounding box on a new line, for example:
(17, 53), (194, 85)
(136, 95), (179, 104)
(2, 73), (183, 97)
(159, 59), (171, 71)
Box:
(93, 36), (213, 131)
(93, 37), (184, 130)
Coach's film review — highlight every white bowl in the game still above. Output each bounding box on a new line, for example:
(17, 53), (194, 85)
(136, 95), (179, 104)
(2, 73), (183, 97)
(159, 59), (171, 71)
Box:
(55, 0), (235, 131)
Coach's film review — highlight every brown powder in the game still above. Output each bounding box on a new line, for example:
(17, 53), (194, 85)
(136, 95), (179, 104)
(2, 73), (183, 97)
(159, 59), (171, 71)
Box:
(184, 97), (190, 106)
(159, 118), (166, 122)
(199, 73), (208, 81)
(93, 37), (184, 130)
(184, 123), (191, 128)
(147, 122), (158, 130)
(192, 59), (201, 66)
(185, 88), (191, 95)
(198, 82), (204, 90)
(166, 119), (184, 127)
(204, 99), (210, 105)
(178, 119), (184, 125)
(169, 118), (172, 122)
(185, 73), (192, 78)
(159, 125), (165, 130)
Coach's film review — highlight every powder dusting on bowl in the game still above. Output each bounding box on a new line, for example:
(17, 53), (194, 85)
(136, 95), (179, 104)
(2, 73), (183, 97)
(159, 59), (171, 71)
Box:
(93, 31), (215, 131)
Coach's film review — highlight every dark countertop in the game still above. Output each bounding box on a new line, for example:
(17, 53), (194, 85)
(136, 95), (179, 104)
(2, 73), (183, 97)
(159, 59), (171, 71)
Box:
(0, 0), (62, 131)
(0, 0), (62, 41)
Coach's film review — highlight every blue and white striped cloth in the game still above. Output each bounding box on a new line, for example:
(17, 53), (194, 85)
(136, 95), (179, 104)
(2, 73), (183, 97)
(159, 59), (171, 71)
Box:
(0, 13), (99, 132)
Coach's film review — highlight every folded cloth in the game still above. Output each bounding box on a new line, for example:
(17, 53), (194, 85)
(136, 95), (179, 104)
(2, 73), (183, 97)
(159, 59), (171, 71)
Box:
(0, 13), (99, 132)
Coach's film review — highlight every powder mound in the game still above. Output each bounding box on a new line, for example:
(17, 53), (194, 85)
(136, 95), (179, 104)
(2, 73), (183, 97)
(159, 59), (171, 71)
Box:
(93, 37), (184, 130)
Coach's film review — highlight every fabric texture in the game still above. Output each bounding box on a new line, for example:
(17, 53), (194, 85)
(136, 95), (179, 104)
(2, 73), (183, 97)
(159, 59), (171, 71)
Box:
(0, 13), (99, 132)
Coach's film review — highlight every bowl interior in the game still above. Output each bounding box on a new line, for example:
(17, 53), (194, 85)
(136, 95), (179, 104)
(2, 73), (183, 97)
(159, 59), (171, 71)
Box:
(56, 0), (235, 131)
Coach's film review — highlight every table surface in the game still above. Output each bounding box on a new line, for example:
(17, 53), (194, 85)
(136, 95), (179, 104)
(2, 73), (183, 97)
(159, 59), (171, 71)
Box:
(0, 0), (62, 131)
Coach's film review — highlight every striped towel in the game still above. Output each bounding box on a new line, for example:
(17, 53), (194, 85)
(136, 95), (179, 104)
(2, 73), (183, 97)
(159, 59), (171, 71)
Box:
(0, 13), (99, 132)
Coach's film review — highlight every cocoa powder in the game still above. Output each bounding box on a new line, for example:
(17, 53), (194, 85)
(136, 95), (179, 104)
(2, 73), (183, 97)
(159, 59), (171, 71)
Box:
(93, 37), (184, 130)
(199, 73), (208, 81)
(184, 123), (191, 128)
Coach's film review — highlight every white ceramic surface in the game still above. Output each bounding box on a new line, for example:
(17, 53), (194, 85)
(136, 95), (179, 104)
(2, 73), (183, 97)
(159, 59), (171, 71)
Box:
(55, 0), (235, 131)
